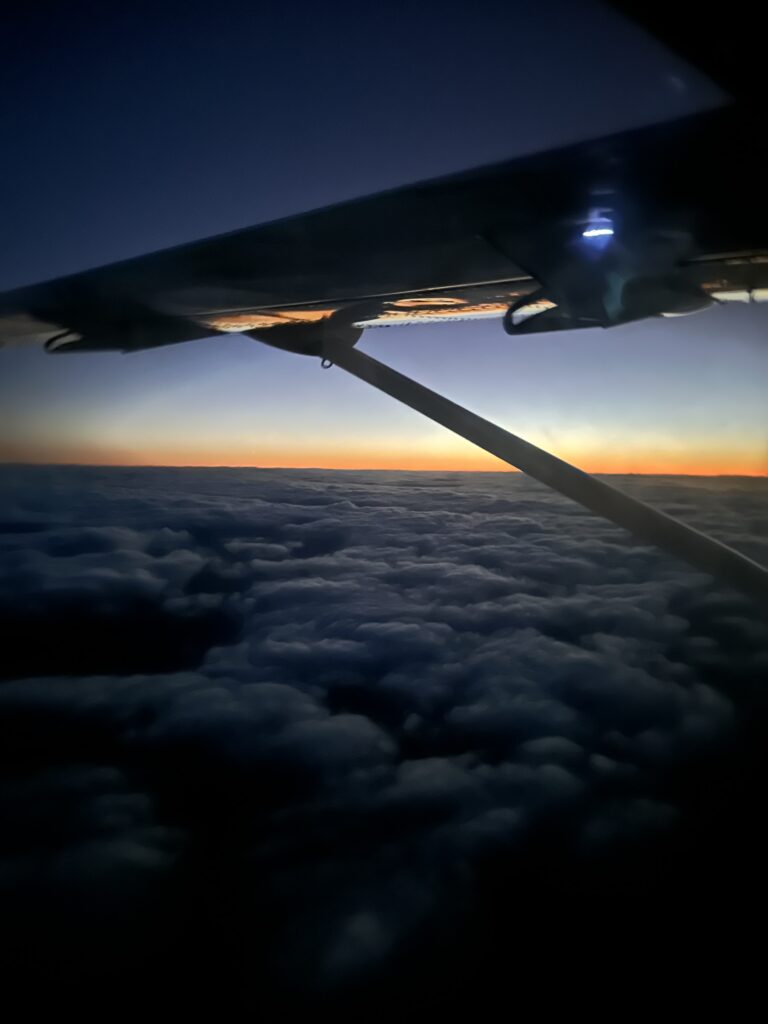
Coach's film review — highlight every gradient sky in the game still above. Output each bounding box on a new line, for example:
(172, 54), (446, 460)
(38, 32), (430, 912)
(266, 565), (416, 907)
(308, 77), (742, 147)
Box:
(1, 0), (766, 473)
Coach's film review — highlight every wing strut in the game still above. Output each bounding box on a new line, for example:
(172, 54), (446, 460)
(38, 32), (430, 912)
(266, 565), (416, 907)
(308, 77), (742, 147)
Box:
(326, 342), (768, 605)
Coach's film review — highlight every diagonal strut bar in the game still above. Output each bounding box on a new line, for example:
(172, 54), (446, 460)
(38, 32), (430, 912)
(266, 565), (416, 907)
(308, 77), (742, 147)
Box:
(326, 341), (768, 606)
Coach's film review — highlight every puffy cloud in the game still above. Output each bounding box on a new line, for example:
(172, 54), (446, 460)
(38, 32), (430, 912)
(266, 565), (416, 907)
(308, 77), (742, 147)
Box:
(0, 464), (767, 1012)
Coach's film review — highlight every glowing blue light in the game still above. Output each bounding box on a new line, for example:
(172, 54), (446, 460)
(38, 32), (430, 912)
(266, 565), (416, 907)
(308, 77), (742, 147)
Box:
(582, 226), (614, 238)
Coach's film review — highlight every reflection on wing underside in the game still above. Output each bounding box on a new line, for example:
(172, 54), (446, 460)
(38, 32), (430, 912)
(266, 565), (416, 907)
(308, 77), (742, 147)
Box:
(182, 252), (768, 336)
(195, 282), (538, 334)
(354, 302), (516, 327)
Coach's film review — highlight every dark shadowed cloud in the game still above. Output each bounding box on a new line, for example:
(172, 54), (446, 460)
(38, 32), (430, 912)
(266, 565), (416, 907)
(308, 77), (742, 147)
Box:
(0, 465), (767, 1015)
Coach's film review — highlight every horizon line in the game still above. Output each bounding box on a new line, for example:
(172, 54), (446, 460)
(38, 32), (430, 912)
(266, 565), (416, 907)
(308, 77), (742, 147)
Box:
(2, 461), (766, 479)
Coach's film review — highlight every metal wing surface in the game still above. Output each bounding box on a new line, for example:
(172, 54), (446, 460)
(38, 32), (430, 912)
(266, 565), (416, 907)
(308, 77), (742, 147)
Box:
(3, 105), (768, 355)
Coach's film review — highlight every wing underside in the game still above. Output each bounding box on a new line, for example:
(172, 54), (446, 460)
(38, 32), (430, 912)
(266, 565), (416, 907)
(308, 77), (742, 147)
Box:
(5, 252), (768, 355)
(187, 252), (768, 335)
(3, 102), (768, 354)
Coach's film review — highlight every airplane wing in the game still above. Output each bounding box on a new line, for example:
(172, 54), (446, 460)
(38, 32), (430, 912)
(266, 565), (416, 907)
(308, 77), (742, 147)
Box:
(3, 102), (768, 355)
(3, 0), (768, 355)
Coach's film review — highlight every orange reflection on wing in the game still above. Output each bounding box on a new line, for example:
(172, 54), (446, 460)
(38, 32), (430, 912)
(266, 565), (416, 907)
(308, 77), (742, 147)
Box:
(358, 302), (511, 325)
(197, 284), (540, 333)
(392, 297), (467, 307)
(201, 309), (337, 332)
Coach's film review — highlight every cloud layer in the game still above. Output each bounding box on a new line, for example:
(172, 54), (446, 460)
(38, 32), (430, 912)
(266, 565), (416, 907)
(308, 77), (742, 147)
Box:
(1, 465), (766, 1014)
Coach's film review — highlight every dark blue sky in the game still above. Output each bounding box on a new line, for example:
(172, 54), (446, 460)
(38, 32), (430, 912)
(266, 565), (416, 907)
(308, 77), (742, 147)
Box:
(2, 0), (765, 471)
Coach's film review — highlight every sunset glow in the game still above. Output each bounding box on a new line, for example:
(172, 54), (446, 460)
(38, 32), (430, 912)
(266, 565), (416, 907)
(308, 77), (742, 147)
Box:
(2, 433), (764, 475)
(3, 306), (766, 476)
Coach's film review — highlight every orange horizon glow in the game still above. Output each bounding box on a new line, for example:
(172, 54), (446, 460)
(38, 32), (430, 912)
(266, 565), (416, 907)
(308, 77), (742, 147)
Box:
(2, 438), (766, 476)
